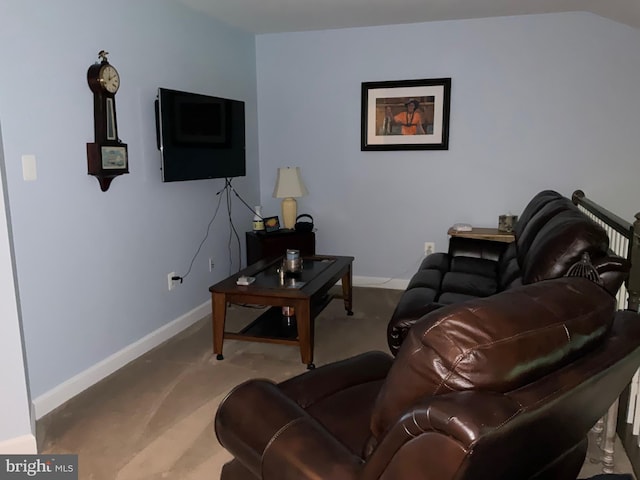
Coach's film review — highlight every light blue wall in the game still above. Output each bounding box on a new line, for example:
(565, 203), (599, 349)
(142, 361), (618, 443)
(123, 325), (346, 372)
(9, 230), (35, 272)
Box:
(0, 0), (259, 399)
(256, 13), (640, 279)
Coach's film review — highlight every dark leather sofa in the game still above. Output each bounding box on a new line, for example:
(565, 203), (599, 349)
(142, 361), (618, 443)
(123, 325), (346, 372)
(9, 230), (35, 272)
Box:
(387, 189), (629, 355)
(215, 277), (640, 480)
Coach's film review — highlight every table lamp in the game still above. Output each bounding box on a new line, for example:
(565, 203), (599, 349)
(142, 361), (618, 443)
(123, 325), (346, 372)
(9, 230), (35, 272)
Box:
(273, 167), (308, 230)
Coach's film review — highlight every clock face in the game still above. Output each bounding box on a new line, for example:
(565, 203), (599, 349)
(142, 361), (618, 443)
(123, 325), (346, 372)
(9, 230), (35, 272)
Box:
(98, 64), (120, 94)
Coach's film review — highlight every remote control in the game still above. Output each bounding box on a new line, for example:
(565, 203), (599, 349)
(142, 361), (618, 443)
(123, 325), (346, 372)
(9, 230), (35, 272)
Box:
(236, 276), (255, 286)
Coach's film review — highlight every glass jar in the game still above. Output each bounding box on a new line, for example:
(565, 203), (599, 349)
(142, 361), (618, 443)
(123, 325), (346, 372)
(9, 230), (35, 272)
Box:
(252, 206), (264, 231)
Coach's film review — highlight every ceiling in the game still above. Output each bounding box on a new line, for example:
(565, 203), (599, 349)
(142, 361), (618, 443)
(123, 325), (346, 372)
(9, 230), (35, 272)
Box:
(177, 0), (640, 34)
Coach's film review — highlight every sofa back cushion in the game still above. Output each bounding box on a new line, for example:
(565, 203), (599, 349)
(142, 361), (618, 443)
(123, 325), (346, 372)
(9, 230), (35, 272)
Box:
(497, 242), (519, 290)
(515, 197), (576, 268)
(370, 277), (614, 439)
(513, 190), (564, 239)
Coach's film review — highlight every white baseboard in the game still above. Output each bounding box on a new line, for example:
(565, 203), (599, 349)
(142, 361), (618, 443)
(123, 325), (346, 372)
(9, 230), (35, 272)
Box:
(0, 434), (37, 454)
(352, 275), (409, 290)
(33, 301), (210, 419)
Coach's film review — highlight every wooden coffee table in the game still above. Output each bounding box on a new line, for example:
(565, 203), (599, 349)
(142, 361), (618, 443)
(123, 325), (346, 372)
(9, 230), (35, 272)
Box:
(209, 255), (354, 369)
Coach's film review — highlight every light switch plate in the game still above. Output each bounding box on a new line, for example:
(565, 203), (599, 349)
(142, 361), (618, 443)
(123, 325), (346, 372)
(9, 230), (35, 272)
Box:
(21, 154), (37, 181)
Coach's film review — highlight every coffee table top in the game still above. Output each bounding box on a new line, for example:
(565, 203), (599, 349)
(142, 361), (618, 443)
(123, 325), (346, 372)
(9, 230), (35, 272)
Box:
(209, 255), (353, 299)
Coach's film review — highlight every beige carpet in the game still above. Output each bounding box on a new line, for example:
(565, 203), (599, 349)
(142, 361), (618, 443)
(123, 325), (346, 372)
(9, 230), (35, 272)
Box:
(36, 286), (634, 479)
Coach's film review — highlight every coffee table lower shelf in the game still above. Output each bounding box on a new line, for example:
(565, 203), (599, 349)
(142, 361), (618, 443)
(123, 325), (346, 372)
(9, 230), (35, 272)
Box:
(228, 294), (333, 344)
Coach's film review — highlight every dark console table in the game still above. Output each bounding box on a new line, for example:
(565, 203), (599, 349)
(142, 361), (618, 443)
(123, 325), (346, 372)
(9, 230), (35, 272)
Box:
(245, 230), (315, 265)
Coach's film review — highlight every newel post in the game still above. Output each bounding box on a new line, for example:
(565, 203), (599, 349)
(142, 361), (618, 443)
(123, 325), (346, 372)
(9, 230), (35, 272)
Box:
(627, 213), (640, 312)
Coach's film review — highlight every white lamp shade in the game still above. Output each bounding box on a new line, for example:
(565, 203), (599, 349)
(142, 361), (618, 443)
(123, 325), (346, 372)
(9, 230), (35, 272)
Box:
(272, 167), (308, 199)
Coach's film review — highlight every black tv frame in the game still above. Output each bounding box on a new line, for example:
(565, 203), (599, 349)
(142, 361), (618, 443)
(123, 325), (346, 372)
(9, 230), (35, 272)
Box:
(155, 88), (246, 182)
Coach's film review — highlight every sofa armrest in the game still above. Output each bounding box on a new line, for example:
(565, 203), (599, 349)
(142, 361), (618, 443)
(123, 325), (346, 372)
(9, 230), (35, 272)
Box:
(593, 255), (631, 296)
(215, 379), (361, 479)
(387, 303), (445, 356)
(278, 351), (393, 407)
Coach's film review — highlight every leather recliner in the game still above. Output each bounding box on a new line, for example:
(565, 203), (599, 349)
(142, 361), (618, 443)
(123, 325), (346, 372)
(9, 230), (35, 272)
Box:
(387, 189), (630, 355)
(215, 277), (640, 480)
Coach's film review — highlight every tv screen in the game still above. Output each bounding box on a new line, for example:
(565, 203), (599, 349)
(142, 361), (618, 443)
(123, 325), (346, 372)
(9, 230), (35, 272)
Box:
(155, 88), (246, 182)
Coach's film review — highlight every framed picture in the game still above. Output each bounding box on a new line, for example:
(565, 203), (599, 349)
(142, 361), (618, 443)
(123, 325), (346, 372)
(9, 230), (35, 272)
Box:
(361, 78), (451, 151)
(263, 216), (280, 233)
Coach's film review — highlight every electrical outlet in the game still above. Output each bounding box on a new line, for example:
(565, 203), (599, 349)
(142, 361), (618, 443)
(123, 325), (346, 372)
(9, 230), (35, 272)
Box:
(167, 272), (179, 291)
(209, 258), (215, 272)
(424, 242), (435, 256)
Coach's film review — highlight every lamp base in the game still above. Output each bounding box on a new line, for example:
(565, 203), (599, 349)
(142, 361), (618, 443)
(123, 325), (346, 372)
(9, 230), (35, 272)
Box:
(281, 197), (297, 230)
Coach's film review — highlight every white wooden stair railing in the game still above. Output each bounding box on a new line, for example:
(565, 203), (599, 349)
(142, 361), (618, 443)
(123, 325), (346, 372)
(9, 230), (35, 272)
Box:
(572, 190), (640, 475)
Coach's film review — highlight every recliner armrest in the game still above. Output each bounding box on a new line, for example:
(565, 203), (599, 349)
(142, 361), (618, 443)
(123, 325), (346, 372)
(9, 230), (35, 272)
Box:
(215, 379), (360, 479)
(363, 391), (520, 479)
(262, 410), (362, 480)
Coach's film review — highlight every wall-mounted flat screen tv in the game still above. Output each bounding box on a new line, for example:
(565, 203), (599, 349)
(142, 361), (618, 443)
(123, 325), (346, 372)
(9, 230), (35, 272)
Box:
(155, 88), (246, 182)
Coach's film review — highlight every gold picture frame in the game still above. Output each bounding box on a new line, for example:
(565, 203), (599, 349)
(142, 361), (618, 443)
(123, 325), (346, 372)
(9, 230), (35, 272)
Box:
(263, 216), (280, 233)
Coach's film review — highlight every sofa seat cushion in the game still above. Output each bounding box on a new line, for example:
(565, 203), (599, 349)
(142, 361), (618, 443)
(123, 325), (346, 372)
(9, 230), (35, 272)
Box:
(439, 291), (487, 304)
(441, 271), (498, 298)
(371, 277), (615, 438)
(389, 254), (450, 327)
(304, 380), (385, 456)
(404, 255), (499, 304)
(274, 351), (393, 457)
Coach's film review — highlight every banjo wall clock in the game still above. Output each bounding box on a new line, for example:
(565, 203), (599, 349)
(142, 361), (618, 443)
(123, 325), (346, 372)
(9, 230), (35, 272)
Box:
(86, 50), (128, 192)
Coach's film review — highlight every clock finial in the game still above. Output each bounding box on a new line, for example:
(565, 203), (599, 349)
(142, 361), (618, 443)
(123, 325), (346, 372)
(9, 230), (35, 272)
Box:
(98, 50), (109, 63)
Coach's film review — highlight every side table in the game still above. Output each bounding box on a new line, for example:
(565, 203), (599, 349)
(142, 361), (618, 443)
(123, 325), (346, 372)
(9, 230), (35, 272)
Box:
(447, 227), (515, 243)
(245, 230), (315, 265)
